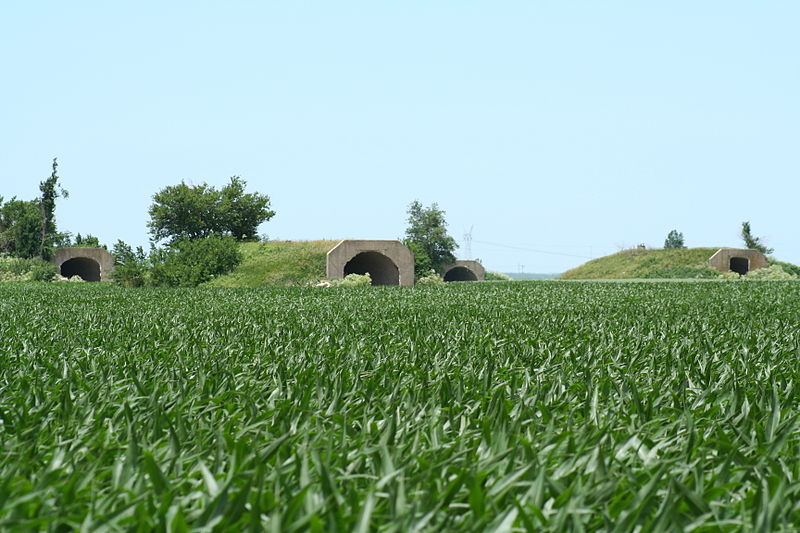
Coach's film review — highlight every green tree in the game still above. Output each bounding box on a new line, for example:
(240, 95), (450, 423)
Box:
(663, 230), (686, 249)
(73, 233), (103, 248)
(217, 177), (275, 241)
(38, 158), (69, 260)
(110, 240), (150, 287)
(150, 234), (242, 287)
(740, 221), (773, 255)
(0, 198), (41, 258)
(404, 240), (432, 276)
(404, 200), (457, 277)
(148, 177), (275, 244)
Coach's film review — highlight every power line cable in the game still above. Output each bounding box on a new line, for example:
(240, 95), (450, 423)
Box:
(473, 239), (592, 259)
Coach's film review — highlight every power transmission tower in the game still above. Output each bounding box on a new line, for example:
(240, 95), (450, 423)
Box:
(463, 226), (473, 259)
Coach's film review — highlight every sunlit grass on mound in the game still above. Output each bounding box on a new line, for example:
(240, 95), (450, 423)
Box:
(204, 240), (337, 287)
(2, 281), (800, 530)
(560, 247), (720, 279)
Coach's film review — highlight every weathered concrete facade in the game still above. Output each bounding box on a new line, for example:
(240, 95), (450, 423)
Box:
(327, 240), (415, 286)
(53, 247), (115, 282)
(441, 260), (486, 282)
(708, 248), (769, 275)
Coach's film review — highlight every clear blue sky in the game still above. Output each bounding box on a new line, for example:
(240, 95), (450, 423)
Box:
(2, 2), (798, 273)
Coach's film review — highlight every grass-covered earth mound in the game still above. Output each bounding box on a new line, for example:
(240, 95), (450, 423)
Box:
(561, 247), (723, 280)
(204, 240), (337, 287)
(561, 247), (800, 280)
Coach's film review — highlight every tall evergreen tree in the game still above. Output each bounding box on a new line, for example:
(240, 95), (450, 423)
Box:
(38, 158), (68, 260)
(740, 221), (773, 255)
(663, 230), (686, 249)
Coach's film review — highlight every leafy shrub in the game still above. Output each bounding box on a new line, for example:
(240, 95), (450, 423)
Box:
(416, 270), (445, 286)
(1, 256), (33, 276)
(68, 275), (86, 283)
(315, 273), (373, 288)
(744, 265), (797, 280)
(0, 257), (21, 279)
(111, 240), (151, 287)
(0, 260), (25, 281)
(150, 234), (242, 287)
(485, 271), (512, 281)
(29, 260), (57, 282)
(70, 233), (104, 248)
(769, 260), (800, 278)
(0, 256), (56, 282)
(404, 240), (433, 279)
(332, 273), (373, 287)
(719, 265), (799, 281)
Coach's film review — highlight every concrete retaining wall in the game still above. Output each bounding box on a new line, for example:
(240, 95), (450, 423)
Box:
(708, 248), (769, 274)
(327, 240), (415, 286)
(53, 247), (115, 282)
(441, 260), (486, 282)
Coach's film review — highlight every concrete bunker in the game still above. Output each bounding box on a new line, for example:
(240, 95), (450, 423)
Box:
(53, 247), (115, 282)
(444, 267), (477, 282)
(441, 260), (486, 282)
(708, 248), (768, 275)
(729, 257), (749, 276)
(327, 240), (415, 286)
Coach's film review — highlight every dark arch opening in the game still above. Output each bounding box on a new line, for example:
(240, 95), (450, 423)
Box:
(730, 257), (749, 276)
(444, 266), (479, 282)
(60, 257), (101, 282)
(343, 252), (399, 286)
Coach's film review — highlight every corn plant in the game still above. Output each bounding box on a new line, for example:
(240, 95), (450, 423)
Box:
(0, 281), (799, 531)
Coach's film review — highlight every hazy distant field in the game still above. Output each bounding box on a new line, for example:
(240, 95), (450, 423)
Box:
(503, 272), (560, 280)
(2, 281), (799, 531)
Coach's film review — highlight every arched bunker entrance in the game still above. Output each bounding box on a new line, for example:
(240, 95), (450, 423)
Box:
(327, 240), (415, 286)
(53, 247), (115, 282)
(344, 252), (400, 286)
(444, 266), (478, 282)
(60, 257), (102, 281)
(441, 260), (485, 282)
(730, 257), (749, 276)
(708, 248), (768, 276)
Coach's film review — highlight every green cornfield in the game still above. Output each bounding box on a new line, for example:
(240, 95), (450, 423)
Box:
(2, 281), (800, 531)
